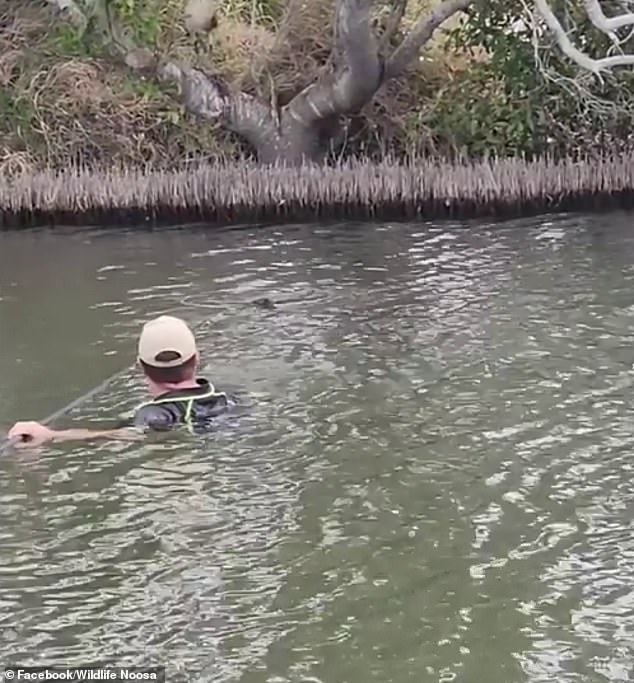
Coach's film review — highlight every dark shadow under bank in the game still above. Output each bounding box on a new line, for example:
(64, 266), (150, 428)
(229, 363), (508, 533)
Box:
(2, 157), (634, 228)
(3, 192), (634, 229)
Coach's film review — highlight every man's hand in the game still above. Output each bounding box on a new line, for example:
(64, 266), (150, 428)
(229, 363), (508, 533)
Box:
(8, 421), (56, 447)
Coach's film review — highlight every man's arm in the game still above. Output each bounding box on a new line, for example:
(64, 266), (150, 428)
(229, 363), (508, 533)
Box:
(7, 421), (140, 447)
(47, 427), (140, 443)
(8, 404), (176, 448)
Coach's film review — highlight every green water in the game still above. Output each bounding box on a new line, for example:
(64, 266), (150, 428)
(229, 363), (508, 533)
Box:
(1, 215), (634, 682)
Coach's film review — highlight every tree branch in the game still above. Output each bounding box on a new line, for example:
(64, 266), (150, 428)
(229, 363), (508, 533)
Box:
(534, 0), (634, 74)
(285, 0), (382, 128)
(384, 0), (474, 80)
(582, 0), (634, 33)
(157, 62), (277, 146)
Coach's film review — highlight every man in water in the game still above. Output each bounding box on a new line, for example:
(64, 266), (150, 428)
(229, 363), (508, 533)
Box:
(8, 315), (231, 447)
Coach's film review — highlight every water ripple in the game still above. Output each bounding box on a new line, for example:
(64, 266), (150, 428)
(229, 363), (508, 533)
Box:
(2, 215), (634, 682)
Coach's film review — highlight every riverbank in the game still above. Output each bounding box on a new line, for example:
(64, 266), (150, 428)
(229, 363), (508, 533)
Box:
(2, 155), (634, 228)
(6, 0), (632, 175)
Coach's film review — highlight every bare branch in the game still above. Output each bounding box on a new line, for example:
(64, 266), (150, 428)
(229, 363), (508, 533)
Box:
(285, 0), (382, 127)
(384, 0), (474, 80)
(583, 0), (634, 33)
(582, 0), (634, 52)
(534, 0), (634, 74)
(518, 0), (634, 126)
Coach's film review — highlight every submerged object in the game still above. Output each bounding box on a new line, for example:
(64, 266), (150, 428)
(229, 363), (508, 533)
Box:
(251, 297), (276, 310)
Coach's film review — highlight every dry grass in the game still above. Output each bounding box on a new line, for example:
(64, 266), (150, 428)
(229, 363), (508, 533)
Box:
(250, 0), (336, 100)
(1, 155), (632, 227)
(0, 1), (234, 168)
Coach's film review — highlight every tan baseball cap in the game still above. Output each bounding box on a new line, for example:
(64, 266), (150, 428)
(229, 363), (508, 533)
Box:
(138, 315), (197, 368)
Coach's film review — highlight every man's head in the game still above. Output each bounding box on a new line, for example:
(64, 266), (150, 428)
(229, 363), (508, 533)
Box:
(137, 315), (198, 386)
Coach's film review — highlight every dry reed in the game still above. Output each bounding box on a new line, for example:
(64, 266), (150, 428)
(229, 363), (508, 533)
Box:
(1, 155), (633, 227)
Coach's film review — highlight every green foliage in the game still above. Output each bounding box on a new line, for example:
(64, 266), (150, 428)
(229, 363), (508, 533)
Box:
(424, 0), (634, 157)
(122, 73), (164, 101)
(49, 23), (96, 57)
(51, 24), (89, 56)
(110, 0), (165, 46)
(418, 73), (540, 157)
(448, 0), (614, 88)
(451, 6), (541, 91)
(0, 90), (39, 155)
(0, 92), (35, 131)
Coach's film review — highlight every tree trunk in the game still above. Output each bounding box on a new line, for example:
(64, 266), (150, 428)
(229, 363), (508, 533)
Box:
(158, 62), (339, 165)
(254, 120), (326, 166)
